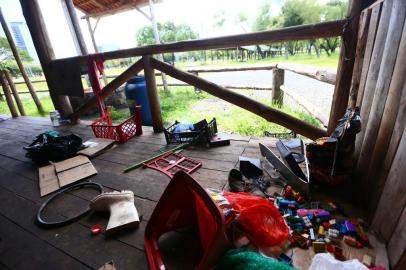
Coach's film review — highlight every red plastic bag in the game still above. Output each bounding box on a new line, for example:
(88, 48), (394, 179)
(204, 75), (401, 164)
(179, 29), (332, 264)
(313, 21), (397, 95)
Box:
(223, 192), (289, 247)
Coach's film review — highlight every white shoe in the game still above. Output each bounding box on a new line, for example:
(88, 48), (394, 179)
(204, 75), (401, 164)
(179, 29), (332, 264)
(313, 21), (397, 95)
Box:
(90, 190), (140, 235)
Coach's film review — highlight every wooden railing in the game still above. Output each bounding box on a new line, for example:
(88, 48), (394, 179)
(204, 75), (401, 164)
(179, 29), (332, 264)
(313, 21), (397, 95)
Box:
(51, 19), (349, 140)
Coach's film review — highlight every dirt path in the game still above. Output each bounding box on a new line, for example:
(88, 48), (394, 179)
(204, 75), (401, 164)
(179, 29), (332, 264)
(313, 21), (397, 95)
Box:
(166, 70), (334, 118)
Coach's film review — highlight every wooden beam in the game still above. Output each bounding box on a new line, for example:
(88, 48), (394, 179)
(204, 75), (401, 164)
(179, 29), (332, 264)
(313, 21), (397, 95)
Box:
(143, 55), (163, 132)
(0, 70), (18, 118)
(348, 9), (372, 108)
(4, 70), (25, 116)
(70, 58), (144, 119)
(53, 19), (345, 64)
(328, 0), (374, 133)
(151, 57), (326, 140)
(355, 3), (382, 108)
(363, 0), (406, 212)
(355, 0), (402, 204)
(19, 0), (73, 117)
(0, 7), (44, 114)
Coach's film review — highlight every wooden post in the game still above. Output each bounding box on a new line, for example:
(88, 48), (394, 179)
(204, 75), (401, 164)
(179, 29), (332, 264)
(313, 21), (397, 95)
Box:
(0, 7), (44, 114)
(0, 70), (18, 118)
(328, 0), (373, 133)
(62, 0), (88, 55)
(19, 0), (73, 117)
(4, 70), (25, 116)
(143, 56), (163, 132)
(272, 68), (284, 107)
(191, 71), (201, 93)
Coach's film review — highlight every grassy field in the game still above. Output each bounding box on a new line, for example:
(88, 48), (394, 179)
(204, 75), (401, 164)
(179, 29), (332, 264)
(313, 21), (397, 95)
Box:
(0, 87), (320, 136)
(0, 93), (54, 117)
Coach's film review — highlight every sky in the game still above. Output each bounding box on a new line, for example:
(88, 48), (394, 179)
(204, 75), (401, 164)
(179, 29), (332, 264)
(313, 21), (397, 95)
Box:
(0, 0), (283, 59)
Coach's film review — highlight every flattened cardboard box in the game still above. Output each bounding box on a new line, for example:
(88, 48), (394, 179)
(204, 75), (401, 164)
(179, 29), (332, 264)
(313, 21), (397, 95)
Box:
(38, 156), (97, 197)
(77, 138), (115, 157)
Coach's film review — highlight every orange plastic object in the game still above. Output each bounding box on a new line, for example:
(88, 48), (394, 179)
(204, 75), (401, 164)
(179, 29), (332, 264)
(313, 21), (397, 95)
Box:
(144, 171), (230, 270)
(91, 106), (142, 143)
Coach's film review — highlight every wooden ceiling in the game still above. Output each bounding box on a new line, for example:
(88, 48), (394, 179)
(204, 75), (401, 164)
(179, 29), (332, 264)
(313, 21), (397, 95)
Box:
(73, 0), (153, 17)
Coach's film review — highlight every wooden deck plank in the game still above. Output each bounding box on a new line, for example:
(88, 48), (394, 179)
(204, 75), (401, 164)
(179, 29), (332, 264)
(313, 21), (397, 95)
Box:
(0, 186), (149, 270)
(0, 214), (91, 270)
(0, 117), (390, 270)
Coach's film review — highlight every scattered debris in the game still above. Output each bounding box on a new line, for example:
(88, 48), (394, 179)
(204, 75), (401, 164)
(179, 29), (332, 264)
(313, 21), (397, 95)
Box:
(91, 224), (103, 235)
(25, 131), (83, 164)
(36, 182), (103, 228)
(97, 261), (116, 270)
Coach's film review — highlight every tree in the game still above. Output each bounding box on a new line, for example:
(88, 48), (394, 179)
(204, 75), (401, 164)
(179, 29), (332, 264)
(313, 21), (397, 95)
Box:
(319, 0), (348, 55)
(0, 36), (33, 75)
(253, 2), (272, 32)
(136, 22), (198, 45)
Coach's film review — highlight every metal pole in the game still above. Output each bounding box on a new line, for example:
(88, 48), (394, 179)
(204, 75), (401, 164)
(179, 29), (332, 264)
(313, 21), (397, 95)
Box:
(85, 16), (108, 85)
(148, 0), (169, 93)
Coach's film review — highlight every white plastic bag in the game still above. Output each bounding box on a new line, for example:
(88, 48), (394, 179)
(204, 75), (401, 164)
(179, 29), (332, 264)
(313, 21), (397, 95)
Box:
(309, 253), (368, 270)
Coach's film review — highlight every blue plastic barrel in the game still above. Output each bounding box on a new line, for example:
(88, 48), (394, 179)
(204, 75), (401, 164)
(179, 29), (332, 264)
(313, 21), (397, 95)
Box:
(125, 76), (153, 126)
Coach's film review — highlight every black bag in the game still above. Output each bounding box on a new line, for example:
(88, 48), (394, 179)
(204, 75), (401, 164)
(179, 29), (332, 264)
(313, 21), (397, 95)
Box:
(24, 132), (83, 164)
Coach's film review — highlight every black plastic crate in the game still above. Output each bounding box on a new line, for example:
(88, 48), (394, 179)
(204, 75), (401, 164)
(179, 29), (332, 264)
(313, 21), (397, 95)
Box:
(164, 118), (218, 145)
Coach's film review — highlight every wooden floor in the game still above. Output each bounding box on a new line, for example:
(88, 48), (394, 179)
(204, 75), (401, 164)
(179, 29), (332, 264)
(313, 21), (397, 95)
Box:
(0, 116), (389, 270)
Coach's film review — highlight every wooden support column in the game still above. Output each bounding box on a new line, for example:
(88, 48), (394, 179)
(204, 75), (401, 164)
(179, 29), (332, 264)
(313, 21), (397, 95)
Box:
(4, 70), (25, 116)
(62, 0), (88, 55)
(143, 55), (163, 132)
(328, 0), (373, 133)
(19, 0), (73, 117)
(0, 71), (18, 118)
(0, 7), (44, 114)
(271, 68), (284, 107)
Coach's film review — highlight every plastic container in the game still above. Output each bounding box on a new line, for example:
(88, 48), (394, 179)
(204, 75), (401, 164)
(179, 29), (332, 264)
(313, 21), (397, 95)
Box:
(91, 106), (142, 143)
(50, 110), (61, 127)
(164, 118), (218, 145)
(125, 76), (153, 126)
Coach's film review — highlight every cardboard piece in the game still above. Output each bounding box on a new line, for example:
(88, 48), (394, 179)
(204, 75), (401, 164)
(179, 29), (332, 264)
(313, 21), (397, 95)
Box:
(77, 138), (115, 157)
(38, 156), (97, 197)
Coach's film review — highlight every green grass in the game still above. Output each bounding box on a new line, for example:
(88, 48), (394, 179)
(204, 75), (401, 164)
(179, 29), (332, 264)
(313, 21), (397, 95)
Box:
(175, 52), (339, 69)
(0, 88), (320, 137)
(0, 93), (54, 117)
(156, 87), (320, 136)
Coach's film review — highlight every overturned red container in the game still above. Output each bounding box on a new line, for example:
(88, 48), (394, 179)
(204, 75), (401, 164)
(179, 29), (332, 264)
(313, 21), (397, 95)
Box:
(91, 106), (142, 143)
(144, 171), (230, 270)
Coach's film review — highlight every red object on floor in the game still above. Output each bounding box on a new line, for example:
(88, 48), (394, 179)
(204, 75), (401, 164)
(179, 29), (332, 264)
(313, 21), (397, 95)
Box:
(144, 152), (202, 177)
(91, 224), (103, 235)
(144, 171), (230, 270)
(91, 106), (142, 143)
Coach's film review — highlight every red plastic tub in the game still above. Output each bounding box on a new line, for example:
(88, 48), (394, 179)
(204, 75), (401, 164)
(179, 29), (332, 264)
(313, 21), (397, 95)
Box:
(91, 106), (142, 143)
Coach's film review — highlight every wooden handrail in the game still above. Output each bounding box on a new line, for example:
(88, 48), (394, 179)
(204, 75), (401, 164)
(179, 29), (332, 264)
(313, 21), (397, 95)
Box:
(150, 57), (327, 140)
(53, 20), (345, 64)
(70, 58), (143, 119)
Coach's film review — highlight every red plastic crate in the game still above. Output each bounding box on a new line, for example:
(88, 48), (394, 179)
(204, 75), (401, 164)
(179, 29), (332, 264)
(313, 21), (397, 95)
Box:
(91, 106), (142, 143)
